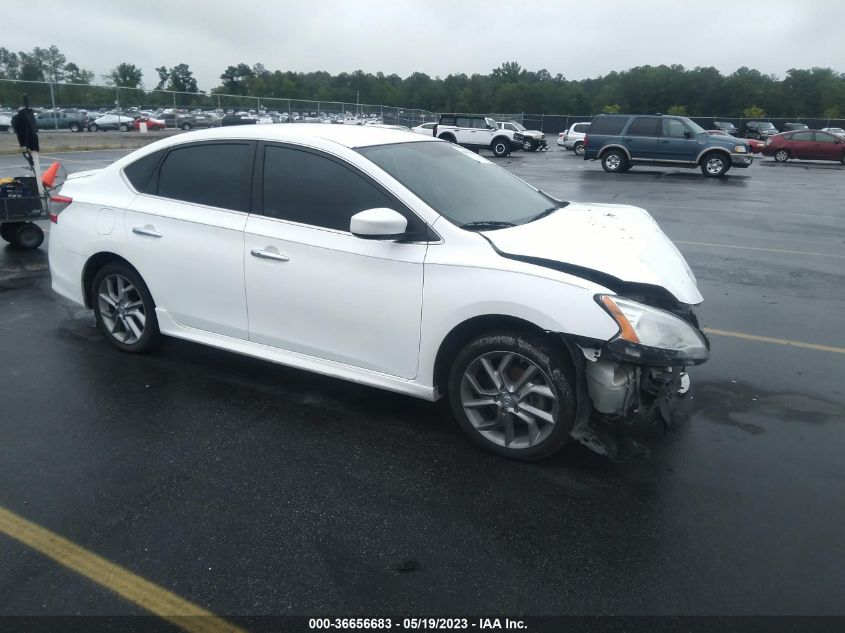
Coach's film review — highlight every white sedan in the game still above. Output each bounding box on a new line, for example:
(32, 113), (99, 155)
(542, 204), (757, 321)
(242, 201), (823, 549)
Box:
(48, 125), (709, 460)
(88, 114), (136, 132)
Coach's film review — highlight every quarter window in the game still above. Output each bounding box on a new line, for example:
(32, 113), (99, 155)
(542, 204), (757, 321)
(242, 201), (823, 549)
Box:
(261, 145), (421, 233)
(573, 123), (589, 133)
(156, 143), (253, 211)
(813, 132), (836, 143)
(627, 117), (660, 137)
(589, 116), (627, 135)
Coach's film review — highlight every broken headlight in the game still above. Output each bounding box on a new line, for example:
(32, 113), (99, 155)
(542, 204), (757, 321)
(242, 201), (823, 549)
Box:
(596, 295), (710, 366)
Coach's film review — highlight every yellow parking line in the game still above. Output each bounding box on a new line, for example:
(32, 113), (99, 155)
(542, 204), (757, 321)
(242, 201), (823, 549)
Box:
(704, 328), (845, 354)
(676, 240), (845, 259)
(0, 506), (246, 633)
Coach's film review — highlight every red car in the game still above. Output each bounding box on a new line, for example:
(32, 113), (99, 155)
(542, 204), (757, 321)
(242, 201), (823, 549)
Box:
(762, 130), (845, 164)
(131, 117), (166, 131)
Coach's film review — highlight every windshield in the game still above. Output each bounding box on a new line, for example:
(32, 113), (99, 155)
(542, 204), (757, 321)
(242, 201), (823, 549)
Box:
(511, 121), (526, 131)
(760, 122), (776, 129)
(358, 141), (561, 228)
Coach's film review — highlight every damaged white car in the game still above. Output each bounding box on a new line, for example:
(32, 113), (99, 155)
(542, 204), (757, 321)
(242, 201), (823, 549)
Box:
(48, 126), (709, 461)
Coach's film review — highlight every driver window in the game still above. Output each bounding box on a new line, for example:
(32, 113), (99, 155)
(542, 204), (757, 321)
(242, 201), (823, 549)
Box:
(662, 119), (689, 138)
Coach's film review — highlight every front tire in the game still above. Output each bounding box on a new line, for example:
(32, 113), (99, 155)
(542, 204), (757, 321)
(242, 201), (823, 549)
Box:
(88, 123), (99, 132)
(448, 332), (576, 461)
(119, 123), (130, 132)
(181, 122), (192, 131)
(69, 122), (81, 132)
(92, 263), (160, 353)
(521, 139), (533, 152)
(774, 149), (789, 162)
(601, 149), (627, 173)
(1, 222), (23, 242)
(700, 152), (730, 177)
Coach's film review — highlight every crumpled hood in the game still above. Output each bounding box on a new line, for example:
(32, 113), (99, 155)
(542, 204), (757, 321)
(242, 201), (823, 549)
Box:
(484, 202), (703, 305)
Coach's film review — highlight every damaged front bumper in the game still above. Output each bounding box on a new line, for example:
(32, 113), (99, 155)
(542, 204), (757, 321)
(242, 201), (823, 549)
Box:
(562, 323), (709, 461)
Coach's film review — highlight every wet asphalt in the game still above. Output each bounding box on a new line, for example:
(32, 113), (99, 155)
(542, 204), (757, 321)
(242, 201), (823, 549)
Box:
(0, 144), (844, 619)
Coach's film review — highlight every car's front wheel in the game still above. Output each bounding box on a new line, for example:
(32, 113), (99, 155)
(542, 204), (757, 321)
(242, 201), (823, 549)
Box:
(92, 263), (160, 353)
(491, 138), (510, 157)
(522, 139), (533, 152)
(88, 123), (99, 132)
(701, 152), (730, 177)
(774, 149), (789, 162)
(448, 332), (576, 461)
(119, 123), (130, 132)
(181, 122), (192, 131)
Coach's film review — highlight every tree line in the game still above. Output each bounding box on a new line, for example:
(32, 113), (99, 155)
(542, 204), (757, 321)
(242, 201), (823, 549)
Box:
(1, 46), (843, 118)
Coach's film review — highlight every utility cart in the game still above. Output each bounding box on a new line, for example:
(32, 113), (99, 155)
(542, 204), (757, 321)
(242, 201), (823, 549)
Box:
(0, 175), (47, 250)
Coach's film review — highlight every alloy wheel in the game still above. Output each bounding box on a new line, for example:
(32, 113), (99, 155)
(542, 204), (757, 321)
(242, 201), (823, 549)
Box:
(97, 273), (146, 345)
(706, 156), (725, 174)
(460, 351), (559, 449)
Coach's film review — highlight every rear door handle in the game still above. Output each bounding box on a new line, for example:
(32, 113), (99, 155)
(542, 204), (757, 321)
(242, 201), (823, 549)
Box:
(132, 226), (162, 238)
(251, 248), (289, 262)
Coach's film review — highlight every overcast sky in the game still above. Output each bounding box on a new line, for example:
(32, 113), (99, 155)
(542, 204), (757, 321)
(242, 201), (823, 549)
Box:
(10, 0), (845, 91)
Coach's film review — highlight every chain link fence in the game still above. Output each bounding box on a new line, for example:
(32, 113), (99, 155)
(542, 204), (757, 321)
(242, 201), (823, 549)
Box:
(3, 78), (844, 136)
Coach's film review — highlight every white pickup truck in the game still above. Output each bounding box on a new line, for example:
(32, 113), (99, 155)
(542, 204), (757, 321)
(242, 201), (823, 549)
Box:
(434, 114), (514, 157)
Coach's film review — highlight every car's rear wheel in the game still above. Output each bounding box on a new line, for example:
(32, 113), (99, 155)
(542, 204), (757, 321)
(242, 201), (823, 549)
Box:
(181, 122), (192, 131)
(69, 122), (81, 132)
(88, 123), (99, 132)
(438, 133), (456, 143)
(574, 142), (585, 156)
(119, 123), (130, 132)
(92, 263), (160, 353)
(701, 152), (730, 177)
(601, 149), (627, 173)
(448, 332), (576, 461)
(773, 149), (789, 162)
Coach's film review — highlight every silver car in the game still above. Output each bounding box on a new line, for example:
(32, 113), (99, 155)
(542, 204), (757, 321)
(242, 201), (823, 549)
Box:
(559, 122), (590, 155)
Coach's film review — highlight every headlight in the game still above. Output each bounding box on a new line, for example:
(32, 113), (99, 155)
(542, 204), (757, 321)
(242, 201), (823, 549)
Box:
(597, 295), (710, 366)
(734, 145), (747, 153)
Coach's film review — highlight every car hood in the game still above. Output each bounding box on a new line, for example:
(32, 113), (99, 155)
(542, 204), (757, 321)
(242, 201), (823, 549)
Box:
(483, 202), (703, 305)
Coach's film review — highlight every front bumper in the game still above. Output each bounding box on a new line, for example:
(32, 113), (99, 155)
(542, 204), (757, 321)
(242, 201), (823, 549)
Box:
(730, 152), (753, 167)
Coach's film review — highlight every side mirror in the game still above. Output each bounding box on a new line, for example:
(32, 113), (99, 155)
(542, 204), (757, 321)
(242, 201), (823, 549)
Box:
(683, 130), (693, 139)
(350, 208), (408, 240)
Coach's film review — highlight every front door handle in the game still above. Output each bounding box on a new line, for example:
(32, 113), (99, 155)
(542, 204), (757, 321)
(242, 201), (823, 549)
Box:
(132, 226), (162, 238)
(251, 248), (289, 262)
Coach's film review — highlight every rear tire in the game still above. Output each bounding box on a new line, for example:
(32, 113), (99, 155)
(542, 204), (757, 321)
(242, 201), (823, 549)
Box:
(69, 122), (81, 132)
(601, 149), (627, 173)
(438, 133), (456, 143)
(181, 122), (192, 131)
(573, 142), (585, 156)
(93, 263), (160, 353)
(11, 223), (43, 250)
(447, 332), (576, 461)
(700, 152), (730, 177)
(119, 123), (130, 132)
(88, 123), (99, 132)
(773, 149), (789, 162)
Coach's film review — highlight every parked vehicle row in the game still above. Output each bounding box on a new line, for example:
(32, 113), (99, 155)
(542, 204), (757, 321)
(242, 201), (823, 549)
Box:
(762, 129), (845, 164)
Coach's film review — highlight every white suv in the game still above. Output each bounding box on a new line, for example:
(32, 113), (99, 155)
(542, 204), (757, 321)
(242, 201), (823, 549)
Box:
(559, 122), (590, 155)
(434, 114), (514, 157)
(49, 125), (709, 461)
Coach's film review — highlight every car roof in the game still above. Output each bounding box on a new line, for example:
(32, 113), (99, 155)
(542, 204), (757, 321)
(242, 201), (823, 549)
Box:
(131, 123), (432, 150)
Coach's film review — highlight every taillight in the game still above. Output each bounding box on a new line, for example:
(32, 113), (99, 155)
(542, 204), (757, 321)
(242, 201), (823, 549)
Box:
(49, 194), (72, 223)
(583, 134), (589, 149)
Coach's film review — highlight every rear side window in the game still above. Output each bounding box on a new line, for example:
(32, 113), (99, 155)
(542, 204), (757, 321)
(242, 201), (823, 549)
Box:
(124, 149), (165, 194)
(573, 123), (589, 133)
(792, 131), (813, 141)
(156, 143), (253, 211)
(440, 116), (456, 125)
(589, 116), (627, 135)
(261, 145), (422, 234)
(813, 132), (836, 143)
(627, 117), (660, 137)
(456, 117), (472, 128)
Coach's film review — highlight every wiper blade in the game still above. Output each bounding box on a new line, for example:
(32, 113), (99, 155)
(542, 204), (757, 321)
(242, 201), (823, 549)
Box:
(525, 206), (559, 223)
(459, 220), (516, 231)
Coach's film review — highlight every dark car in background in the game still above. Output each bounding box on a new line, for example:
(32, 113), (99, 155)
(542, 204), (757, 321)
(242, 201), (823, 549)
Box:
(763, 130), (845, 164)
(159, 112), (220, 130)
(713, 120), (738, 135)
(35, 110), (87, 132)
(584, 113), (753, 177)
(782, 122), (809, 132)
(744, 120), (779, 139)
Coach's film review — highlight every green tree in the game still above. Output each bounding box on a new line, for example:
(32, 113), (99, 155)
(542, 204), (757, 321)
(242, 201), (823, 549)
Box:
(0, 47), (20, 79)
(667, 105), (688, 115)
(63, 63), (93, 85)
(743, 105), (766, 118)
(104, 63), (144, 89)
(601, 103), (622, 113)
